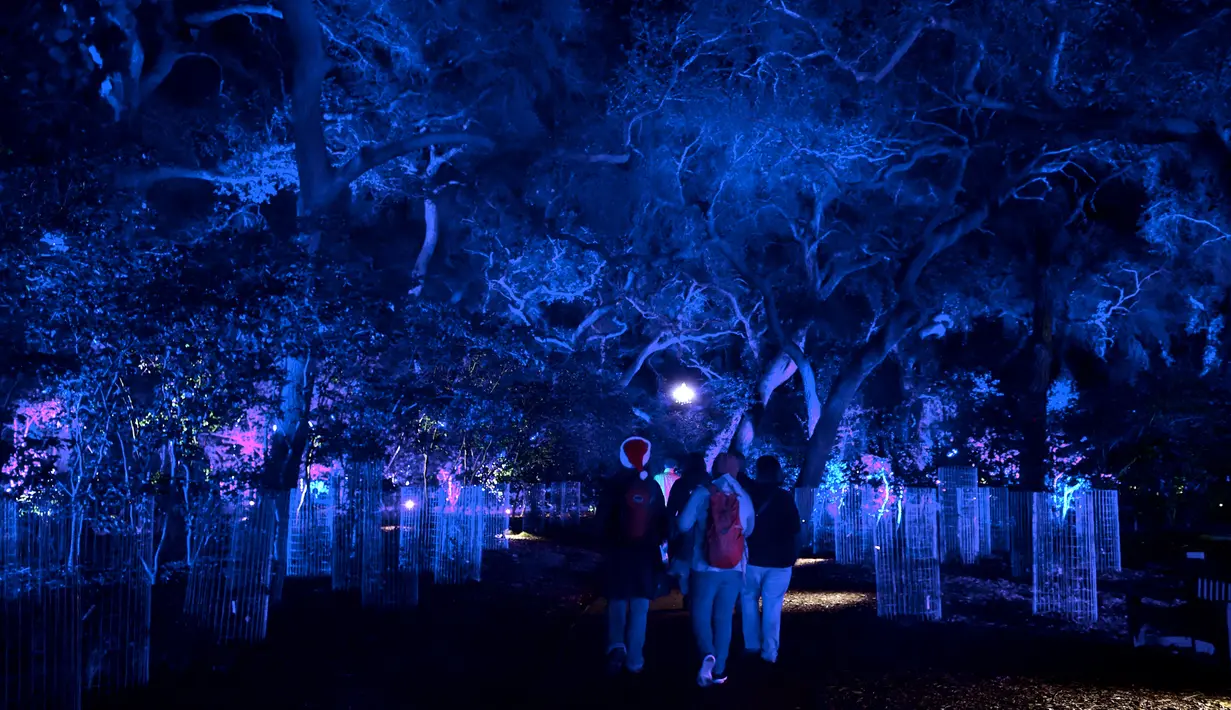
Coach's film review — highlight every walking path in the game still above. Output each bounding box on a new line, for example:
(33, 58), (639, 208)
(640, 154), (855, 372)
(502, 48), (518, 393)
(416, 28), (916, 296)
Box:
(117, 537), (1228, 709)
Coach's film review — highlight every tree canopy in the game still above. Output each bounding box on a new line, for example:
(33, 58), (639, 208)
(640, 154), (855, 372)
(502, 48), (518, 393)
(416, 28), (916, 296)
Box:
(2, 0), (1229, 524)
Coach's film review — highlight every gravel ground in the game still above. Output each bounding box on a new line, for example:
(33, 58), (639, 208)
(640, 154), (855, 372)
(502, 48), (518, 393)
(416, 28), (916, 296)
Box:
(114, 537), (1229, 709)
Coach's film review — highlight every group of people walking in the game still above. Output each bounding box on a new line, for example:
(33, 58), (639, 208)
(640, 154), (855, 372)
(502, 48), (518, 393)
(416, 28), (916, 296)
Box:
(598, 436), (801, 687)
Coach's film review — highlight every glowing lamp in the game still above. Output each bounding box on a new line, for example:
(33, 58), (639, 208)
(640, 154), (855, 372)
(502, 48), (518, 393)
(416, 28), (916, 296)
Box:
(403, 499), (416, 511)
(505, 508), (512, 515)
(670, 383), (696, 404)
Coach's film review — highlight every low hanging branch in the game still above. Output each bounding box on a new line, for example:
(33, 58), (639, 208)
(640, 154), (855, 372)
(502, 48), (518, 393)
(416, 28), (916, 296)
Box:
(618, 330), (734, 389)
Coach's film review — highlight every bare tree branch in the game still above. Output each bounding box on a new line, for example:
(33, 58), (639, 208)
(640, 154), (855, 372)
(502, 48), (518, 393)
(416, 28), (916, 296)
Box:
(573, 305), (614, 345)
(555, 151), (631, 164)
(709, 217), (821, 436)
(410, 147), (465, 296)
(331, 132), (494, 201)
(186, 5), (283, 27)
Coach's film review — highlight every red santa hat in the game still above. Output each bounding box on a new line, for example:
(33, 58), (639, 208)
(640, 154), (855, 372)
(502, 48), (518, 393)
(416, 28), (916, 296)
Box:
(620, 436), (652, 480)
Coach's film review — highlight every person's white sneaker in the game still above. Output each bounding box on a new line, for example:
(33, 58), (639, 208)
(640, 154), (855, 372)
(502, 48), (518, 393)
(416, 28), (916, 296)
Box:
(696, 654), (716, 687)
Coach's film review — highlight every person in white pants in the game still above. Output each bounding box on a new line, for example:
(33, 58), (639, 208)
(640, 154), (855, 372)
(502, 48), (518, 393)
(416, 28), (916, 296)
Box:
(739, 455), (800, 663)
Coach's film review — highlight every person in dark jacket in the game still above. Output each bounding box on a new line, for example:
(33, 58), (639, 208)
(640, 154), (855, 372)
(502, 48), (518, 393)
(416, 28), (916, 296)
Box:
(734, 451), (756, 491)
(598, 436), (668, 674)
(666, 452), (709, 602)
(739, 455), (800, 663)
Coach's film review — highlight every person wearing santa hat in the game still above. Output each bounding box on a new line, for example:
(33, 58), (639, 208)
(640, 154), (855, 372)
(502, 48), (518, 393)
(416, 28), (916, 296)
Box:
(597, 435), (669, 675)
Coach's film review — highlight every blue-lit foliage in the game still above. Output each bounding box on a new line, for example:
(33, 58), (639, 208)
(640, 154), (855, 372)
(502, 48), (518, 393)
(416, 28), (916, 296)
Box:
(1, 0), (1228, 518)
(0, 0), (1228, 695)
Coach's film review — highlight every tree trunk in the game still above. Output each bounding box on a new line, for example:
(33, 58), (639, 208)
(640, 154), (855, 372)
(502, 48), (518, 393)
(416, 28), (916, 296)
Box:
(262, 354), (315, 605)
(409, 198), (438, 297)
(731, 329), (808, 453)
(1019, 259), (1056, 491)
(1011, 249), (1057, 578)
(799, 378), (860, 487)
(706, 410), (744, 471)
(732, 407), (755, 453)
(799, 305), (920, 486)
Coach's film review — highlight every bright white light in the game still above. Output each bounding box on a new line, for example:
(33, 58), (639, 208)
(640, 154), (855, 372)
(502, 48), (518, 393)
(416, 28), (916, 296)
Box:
(403, 499), (416, 510)
(946, 448), (958, 458)
(504, 508), (512, 515)
(670, 383), (696, 404)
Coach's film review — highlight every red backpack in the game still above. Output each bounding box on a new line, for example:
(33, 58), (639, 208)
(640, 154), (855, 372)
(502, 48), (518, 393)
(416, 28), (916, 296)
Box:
(704, 485), (744, 568)
(621, 477), (657, 541)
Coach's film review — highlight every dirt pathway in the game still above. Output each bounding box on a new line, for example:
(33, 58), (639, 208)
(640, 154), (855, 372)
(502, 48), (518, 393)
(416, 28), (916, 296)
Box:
(114, 537), (1228, 709)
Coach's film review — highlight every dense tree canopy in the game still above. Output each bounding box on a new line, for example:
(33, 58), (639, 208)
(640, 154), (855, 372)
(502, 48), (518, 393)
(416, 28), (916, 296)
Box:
(2, 0), (1229, 526)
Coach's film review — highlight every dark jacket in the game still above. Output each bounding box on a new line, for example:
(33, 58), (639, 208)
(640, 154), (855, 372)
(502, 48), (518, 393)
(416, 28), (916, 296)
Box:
(746, 484), (801, 568)
(597, 471), (668, 599)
